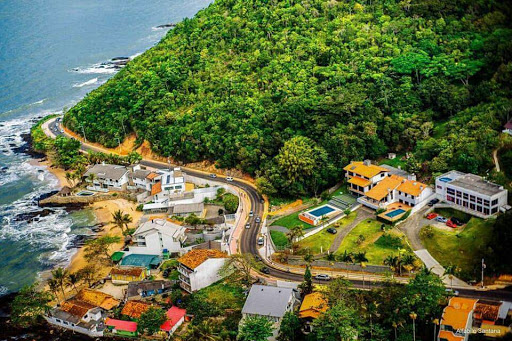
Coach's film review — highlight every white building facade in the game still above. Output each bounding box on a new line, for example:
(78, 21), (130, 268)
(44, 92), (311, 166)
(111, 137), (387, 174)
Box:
(177, 249), (228, 292)
(128, 218), (187, 256)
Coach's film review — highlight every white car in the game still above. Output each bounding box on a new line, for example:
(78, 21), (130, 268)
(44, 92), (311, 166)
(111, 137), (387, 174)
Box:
(257, 237), (264, 245)
(314, 274), (331, 281)
(226, 176), (234, 182)
(249, 211), (254, 217)
(209, 173), (217, 178)
(245, 223), (251, 229)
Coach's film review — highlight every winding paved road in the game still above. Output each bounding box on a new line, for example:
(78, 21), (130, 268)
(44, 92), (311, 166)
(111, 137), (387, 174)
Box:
(44, 117), (512, 299)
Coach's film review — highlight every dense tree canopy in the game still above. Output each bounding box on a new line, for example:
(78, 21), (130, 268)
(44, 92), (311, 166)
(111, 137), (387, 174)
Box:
(64, 0), (512, 196)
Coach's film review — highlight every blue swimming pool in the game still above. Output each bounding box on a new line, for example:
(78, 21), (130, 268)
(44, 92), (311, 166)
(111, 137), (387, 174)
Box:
(385, 209), (406, 218)
(439, 177), (453, 183)
(308, 205), (336, 217)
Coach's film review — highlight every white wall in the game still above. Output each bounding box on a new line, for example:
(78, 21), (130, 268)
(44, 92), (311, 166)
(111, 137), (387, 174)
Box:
(190, 258), (227, 292)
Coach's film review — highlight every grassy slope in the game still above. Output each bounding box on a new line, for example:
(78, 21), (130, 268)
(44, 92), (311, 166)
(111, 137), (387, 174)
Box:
(420, 218), (494, 277)
(335, 219), (412, 265)
(296, 212), (358, 254)
(270, 230), (288, 249)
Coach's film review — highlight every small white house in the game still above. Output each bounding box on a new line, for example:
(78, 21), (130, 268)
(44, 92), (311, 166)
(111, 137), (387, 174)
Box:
(177, 249), (228, 292)
(129, 218), (187, 256)
(45, 303), (105, 337)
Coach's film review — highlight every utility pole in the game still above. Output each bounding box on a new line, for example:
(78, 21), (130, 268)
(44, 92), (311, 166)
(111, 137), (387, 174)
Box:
(79, 124), (87, 143)
(481, 258), (486, 288)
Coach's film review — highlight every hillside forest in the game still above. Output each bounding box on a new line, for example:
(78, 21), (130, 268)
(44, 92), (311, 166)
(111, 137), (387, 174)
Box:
(63, 0), (512, 197)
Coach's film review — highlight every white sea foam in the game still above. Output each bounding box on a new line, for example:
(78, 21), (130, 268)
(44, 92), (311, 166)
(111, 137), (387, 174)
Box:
(73, 77), (99, 88)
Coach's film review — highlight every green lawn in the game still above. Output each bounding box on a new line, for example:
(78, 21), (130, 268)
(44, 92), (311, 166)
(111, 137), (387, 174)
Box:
(335, 219), (412, 265)
(420, 217), (494, 278)
(379, 156), (406, 169)
(195, 281), (245, 310)
(270, 230), (289, 249)
(296, 212), (358, 254)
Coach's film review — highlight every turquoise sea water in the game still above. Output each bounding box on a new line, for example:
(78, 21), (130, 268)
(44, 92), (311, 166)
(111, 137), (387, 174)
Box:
(0, 0), (212, 295)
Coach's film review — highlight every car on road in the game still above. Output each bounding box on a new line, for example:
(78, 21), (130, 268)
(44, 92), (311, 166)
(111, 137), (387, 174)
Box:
(426, 213), (438, 220)
(314, 274), (331, 281)
(255, 217), (261, 223)
(261, 267), (270, 274)
(257, 237), (264, 245)
(326, 228), (337, 234)
(245, 223), (251, 229)
(226, 176), (234, 182)
(435, 216), (448, 223)
(450, 217), (464, 226)
(428, 198), (440, 206)
(445, 289), (459, 296)
(209, 173), (217, 178)
(446, 220), (458, 228)
(249, 211), (254, 217)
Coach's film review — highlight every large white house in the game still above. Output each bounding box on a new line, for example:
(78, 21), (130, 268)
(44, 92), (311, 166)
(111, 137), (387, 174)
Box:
(345, 161), (433, 212)
(435, 171), (508, 218)
(128, 218), (187, 256)
(177, 249), (228, 293)
(150, 168), (186, 203)
(84, 163), (132, 192)
(241, 285), (298, 339)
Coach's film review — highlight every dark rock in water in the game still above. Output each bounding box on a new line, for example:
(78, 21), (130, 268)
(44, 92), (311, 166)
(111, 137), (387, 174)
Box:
(34, 191), (59, 202)
(13, 208), (55, 223)
(157, 23), (176, 28)
(112, 56), (130, 60)
(67, 234), (96, 249)
(19, 132), (46, 158)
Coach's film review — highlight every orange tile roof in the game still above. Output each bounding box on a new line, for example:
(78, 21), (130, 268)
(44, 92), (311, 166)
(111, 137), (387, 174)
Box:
(151, 182), (162, 196)
(474, 301), (501, 322)
(299, 292), (328, 319)
(111, 267), (145, 277)
(438, 330), (464, 341)
(348, 176), (371, 187)
(74, 288), (120, 310)
(344, 161), (388, 179)
(365, 175), (402, 201)
(178, 249), (228, 270)
(441, 297), (478, 330)
(146, 172), (159, 180)
(121, 300), (152, 319)
(397, 179), (428, 197)
(60, 300), (95, 318)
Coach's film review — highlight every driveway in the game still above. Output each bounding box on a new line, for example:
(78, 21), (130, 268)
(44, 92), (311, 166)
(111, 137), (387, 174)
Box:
(328, 207), (373, 253)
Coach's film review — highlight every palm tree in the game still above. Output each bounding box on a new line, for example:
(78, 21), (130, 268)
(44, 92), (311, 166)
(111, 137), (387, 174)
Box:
(47, 278), (60, 303)
(183, 321), (222, 341)
(68, 273), (81, 294)
(51, 267), (69, 299)
(444, 265), (459, 290)
(384, 255), (399, 273)
(87, 172), (96, 183)
(110, 210), (132, 234)
(286, 225), (304, 245)
(65, 172), (73, 187)
(303, 250), (314, 264)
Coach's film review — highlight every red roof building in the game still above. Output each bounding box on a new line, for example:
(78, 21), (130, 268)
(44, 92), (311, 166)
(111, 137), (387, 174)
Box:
(105, 318), (138, 332)
(160, 306), (187, 334)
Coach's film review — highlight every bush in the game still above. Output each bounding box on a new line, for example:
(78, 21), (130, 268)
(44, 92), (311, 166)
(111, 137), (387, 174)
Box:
(136, 204), (144, 211)
(420, 225), (435, 239)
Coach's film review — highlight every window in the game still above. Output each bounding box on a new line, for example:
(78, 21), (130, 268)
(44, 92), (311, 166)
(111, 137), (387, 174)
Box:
(463, 193), (468, 200)
(492, 207), (498, 214)
(477, 197), (482, 204)
(56, 319), (62, 323)
(477, 206), (483, 212)
(492, 199), (498, 206)
(63, 321), (69, 325)
(398, 191), (402, 195)
(470, 195), (475, 202)
(470, 203), (475, 210)
(484, 208), (490, 215)
(447, 196), (454, 202)
(447, 188), (455, 195)
(456, 191), (462, 197)
(484, 200), (490, 206)
(437, 185), (442, 189)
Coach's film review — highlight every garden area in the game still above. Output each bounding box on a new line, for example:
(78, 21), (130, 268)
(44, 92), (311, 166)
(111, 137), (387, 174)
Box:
(294, 212), (358, 254)
(420, 216), (494, 279)
(335, 219), (415, 265)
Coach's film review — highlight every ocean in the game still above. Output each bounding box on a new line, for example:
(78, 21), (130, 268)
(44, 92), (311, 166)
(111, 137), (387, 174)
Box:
(0, 0), (213, 296)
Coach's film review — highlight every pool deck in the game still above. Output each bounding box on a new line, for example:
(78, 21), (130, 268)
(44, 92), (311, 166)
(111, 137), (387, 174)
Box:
(377, 202), (411, 222)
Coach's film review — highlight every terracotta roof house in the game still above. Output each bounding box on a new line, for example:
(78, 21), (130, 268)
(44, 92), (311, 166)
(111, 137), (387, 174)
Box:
(344, 160), (389, 196)
(126, 280), (172, 300)
(503, 119), (512, 135)
(121, 301), (152, 319)
(177, 249), (229, 292)
(45, 300), (105, 337)
(439, 297), (478, 341)
(299, 292), (328, 319)
(74, 288), (120, 310)
(160, 306), (187, 335)
(474, 300), (502, 325)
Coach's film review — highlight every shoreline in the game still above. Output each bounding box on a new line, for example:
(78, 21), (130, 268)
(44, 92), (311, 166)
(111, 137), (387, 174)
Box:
(33, 158), (143, 296)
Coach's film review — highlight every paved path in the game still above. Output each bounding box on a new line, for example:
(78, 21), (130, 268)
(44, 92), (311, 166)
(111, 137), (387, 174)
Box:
(328, 207), (373, 253)
(268, 225), (289, 234)
(414, 249), (470, 288)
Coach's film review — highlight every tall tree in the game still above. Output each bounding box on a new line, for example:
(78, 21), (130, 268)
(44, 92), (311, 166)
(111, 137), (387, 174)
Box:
(110, 210), (132, 234)
(238, 316), (273, 341)
(10, 283), (53, 328)
(51, 267), (69, 299)
(137, 307), (167, 335)
(278, 311), (301, 341)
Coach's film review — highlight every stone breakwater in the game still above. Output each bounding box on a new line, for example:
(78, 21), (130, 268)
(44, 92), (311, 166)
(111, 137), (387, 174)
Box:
(39, 192), (137, 207)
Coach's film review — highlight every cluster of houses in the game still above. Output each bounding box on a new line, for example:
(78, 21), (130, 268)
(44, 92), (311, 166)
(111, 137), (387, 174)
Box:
(343, 160), (508, 221)
(438, 297), (512, 341)
(83, 163), (222, 215)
